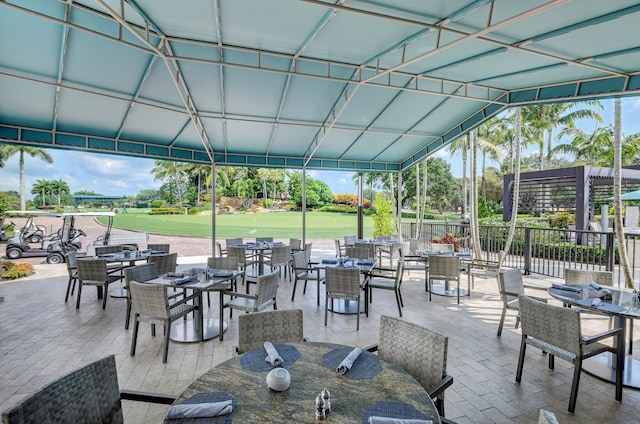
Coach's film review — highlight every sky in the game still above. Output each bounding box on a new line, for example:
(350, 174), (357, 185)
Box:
(1, 97), (640, 200)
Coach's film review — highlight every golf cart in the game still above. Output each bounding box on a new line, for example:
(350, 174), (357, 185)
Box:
(85, 212), (148, 256)
(0, 216), (15, 242)
(13, 215), (48, 244)
(4, 212), (94, 263)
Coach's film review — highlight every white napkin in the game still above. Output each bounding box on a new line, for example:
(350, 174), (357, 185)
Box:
(264, 341), (284, 367)
(368, 417), (432, 424)
(336, 347), (362, 374)
(166, 400), (233, 419)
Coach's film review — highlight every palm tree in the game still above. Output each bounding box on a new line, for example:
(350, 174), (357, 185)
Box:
(613, 98), (634, 289)
(31, 179), (52, 207)
(555, 126), (640, 167)
(0, 146), (53, 210)
(448, 135), (469, 217)
(151, 160), (187, 204)
(521, 102), (603, 170)
(476, 118), (504, 199)
(50, 179), (70, 207)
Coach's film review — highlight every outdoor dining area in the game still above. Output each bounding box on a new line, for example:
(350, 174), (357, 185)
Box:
(2, 236), (640, 424)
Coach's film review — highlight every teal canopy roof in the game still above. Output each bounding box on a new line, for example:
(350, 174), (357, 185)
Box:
(1, 1), (639, 172)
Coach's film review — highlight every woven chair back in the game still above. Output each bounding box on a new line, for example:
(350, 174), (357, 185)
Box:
(124, 263), (159, 286)
(564, 268), (613, 286)
(289, 238), (301, 250)
(227, 246), (250, 266)
(346, 247), (370, 260)
(95, 245), (124, 255)
(428, 256), (460, 279)
(1, 355), (122, 424)
(325, 267), (361, 298)
(128, 280), (170, 320)
(519, 295), (582, 356)
(65, 251), (77, 272)
(147, 253), (177, 275)
(344, 235), (357, 246)
(254, 271), (280, 309)
(497, 268), (525, 304)
(256, 237), (274, 243)
(208, 256), (239, 271)
(147, 243), (170, 253)
(76, 259), (108, 282)
(237, 309), (304, 354)
(269, 245), (291, 266)
(378, 315), (448, 397)
(354, 242), (375, 258)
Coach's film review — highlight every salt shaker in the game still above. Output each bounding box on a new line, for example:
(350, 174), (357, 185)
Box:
(315, 394), (325, 420)
(321, 388), (331, 413)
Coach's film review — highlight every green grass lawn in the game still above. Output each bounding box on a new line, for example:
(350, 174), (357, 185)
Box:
(97, 211), (378, 239)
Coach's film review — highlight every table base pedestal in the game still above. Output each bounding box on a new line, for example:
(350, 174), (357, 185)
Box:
(583, 352), (640, 389)
(327, 299), (365, 314)
(430, 285), (467, 297)
(109, 286), (127, 298)
(170, 318), (227, 343)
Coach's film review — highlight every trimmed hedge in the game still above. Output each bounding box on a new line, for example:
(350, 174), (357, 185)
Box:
(149, 207), (183, 215)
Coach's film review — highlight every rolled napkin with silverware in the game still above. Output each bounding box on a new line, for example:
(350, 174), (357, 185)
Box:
(166, 400), (233, 419)
(175, 276), (197, 285)
(264, 341), (284, 367)
(336, 347), (362, 374)
(551, 283), (582, 293)
(368, 417), (432, 424)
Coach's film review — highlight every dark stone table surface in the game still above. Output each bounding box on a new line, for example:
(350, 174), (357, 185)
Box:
(168, 342), (440, 423)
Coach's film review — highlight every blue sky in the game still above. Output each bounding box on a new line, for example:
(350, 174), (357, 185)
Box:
(1, 97), (640, 199)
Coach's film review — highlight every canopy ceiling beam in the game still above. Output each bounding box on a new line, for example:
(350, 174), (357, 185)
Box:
(52, 2), (71, 133)
(212, 0), (228, 155)
(300, 0), (625, 79)
(94, 0), (216, 162)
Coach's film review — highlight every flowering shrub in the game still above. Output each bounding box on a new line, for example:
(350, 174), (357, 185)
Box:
(431, 233), (463, 252)
(1, 261), (35, 280)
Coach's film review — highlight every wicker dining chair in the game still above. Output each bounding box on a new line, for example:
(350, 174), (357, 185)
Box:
(564, 268), (634, 354)
(63, 251), (78, 302)
(95, 245), (124, 255)
(147, 243), (170, 253)
(219, 271), (280, 341)
(369, 258), (405, 316)
(75, 258), (123, 309)
(147, 252), (177, 275)
(123, 263), (159, 330)
(289, 238), (302, 252)
(205, 256), (242, 307)
(344, 235), (357, 247)
(0, 355), (176, 424)
(496, 268), (548, 337)
(355, 242), (376, 259)
(324, 267), (364, 331)
(428, 243), (454, 253)
(128, 280), (197, 363)
(265, 245), (292, 278)
(291, 251), (324, 304)
(227, 245), (258, 277)
(208, 256), (241, 292)
(366, 316), (453, 417)
(334, 239), (345, 258)
(516, 295), (623, 414)
(237, 309), (305, 354)
(345, 246), (370, 260)
(427, 255), (462, 303)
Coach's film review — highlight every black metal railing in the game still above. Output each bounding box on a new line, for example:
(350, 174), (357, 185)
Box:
(400, 222), (640, 287)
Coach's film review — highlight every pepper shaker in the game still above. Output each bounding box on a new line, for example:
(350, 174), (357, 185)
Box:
(315, 394), (325, 420)
(321, 388), (331, 413)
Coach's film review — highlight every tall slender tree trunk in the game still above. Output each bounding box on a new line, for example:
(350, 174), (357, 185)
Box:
(420, 159), (427, 239)
(470, 129), (482, 259)
(613, 98), (634, 289)
(499, 108), (523, 269)
(462, 140), (468, 217)
(415, 162), (421, 240)
(19, 151), (25, 210)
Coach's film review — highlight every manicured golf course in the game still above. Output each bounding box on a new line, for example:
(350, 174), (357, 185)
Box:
(97, 211), (376, 239)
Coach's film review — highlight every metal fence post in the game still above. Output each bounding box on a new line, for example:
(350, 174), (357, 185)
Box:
(524, 227), (532, 275)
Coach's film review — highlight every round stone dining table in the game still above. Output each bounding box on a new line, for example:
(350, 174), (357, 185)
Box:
(165, 342), (441, 423)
